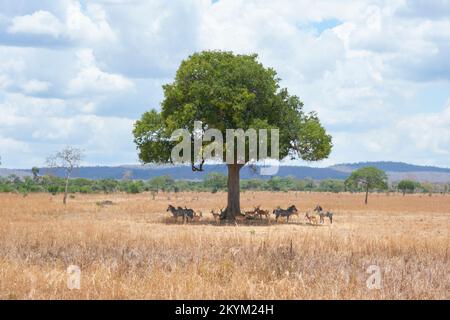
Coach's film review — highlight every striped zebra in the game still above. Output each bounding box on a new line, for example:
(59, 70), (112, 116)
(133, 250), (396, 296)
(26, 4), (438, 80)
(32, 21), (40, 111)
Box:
(179, 206), (195, 220)
(314, 205), (333, 224)
(167, 205), (195, 222)
(273, 205), (298, 222)
(167, 204), (187, 222)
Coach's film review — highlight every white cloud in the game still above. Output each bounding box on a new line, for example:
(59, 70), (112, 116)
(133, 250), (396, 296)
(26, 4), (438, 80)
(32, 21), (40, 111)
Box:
(4, 1), (116, 46)
(65, 1), (116, 43)
(67, 49), (134, 95)
(21, 79), (51, 94)
(0, 91), (136, 167)
(0, 53), (26, 73)
(0, 74), (11, 89)
(0, 136), (31, 153)
(397, 102), (450, 156)
(28, 114), (136, 164)
(8, 10), (64, 37)
(0, 0), (450, 168)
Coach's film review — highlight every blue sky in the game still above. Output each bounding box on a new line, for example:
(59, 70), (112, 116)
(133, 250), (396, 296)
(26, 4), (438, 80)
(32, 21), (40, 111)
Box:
(0, 0), (449, 168)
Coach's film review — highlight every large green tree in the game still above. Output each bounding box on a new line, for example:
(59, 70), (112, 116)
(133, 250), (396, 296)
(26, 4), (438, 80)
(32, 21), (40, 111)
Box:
(397, 179), (419, 195)
(345, 166), (388, 204)
(133, 51), (332, 219)
(204, 172), (227, 192)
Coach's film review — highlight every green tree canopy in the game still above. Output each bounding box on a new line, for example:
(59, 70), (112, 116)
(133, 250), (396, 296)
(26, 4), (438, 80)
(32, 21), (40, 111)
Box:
(345, 166), (388, 204)
(397, 179), (419, 195)
(318, 179), (345, 193)
(133, 51), (332, 219)
(203, 172), (227, 192)
(148, 175), (175, 192)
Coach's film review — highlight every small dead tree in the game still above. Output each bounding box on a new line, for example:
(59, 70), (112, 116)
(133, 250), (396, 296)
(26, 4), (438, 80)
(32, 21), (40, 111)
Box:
(122, 170), (133, 180)
(46, 146), (83, 205)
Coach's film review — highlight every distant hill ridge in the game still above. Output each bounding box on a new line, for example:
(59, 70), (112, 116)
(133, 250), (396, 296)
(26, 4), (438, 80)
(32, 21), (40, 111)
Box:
(331, 161), (450, 173)
(1, 161), (449, 182)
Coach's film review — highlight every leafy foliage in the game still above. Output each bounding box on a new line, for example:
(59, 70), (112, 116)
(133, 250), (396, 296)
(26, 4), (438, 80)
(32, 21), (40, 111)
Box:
(203, 172), (227, 191)
(397, 180), (420, 194)
(0, 174), (445, 195)
(345, 166), (388, 203)
(345, 167), (388, 191)
(133, 51), (332, 166)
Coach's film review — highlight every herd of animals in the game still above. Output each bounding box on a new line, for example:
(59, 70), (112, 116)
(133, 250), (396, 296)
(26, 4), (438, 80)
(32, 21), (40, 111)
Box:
(166, 204), (334, 225)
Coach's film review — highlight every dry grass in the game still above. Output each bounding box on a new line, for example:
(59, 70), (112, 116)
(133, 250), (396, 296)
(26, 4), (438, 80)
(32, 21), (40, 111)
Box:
(0, 191), (449, 300)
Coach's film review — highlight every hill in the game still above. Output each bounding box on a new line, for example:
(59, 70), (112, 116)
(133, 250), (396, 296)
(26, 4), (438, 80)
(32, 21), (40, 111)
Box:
(331, 161), (450, 173)
(1, 161), (449, 182)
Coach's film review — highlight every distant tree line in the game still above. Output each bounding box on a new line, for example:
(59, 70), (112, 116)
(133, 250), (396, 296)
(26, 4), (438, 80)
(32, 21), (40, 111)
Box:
(0, 172), (448, 196)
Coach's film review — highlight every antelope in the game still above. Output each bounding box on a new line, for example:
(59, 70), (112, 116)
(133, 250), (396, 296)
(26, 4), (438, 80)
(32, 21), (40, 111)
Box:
(236, 211), (247, 221)
(211, 209), (247, 223)
(193, 210), (203, 222)
(220, 209), (247, 222)
(211, 209), (221, 222)
(273, 205), (298, 222)
(314, 204), (333, 224)
(254, 205), (270, 220)
(305, 211), (318, 225)
(243, 208), (258, 220)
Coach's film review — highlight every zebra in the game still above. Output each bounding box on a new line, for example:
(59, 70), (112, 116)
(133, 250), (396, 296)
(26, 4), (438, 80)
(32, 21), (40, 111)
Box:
(273, 205), (298, 222)
(166, 205), (195, 222)
(167, 204), (187, 222)
(314, 204), (333, 224)
(179, 206), (195, 220)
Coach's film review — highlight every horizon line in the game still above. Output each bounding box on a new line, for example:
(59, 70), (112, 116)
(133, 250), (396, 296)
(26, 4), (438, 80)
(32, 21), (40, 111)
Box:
(1, 160), (450, 171)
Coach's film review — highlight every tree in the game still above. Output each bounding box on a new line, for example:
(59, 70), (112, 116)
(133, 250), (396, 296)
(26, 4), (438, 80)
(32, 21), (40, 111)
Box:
(126, 182), (141, 194)
(133, 51), (332, 220)
(148, 175), (175, 193)
(31, 167), (40, 181)
(122, 170), (133, 180)
(266, 176), (295, 192)
(345, 167), (388, 204)
(318, 179), (345, 193)
(203, 172), (227, 192)
(443, 184), (449, 195)
(46, 146), (83, 205)
(419, 182), (434, 194)
(397, 179), (418, 195)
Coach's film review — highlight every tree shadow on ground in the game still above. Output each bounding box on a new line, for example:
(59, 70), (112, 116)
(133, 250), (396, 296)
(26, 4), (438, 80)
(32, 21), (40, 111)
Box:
(162, 217), (328, 227)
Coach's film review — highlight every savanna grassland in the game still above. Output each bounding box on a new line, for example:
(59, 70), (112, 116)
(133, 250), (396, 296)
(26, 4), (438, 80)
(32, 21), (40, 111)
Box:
(0, 191), (448, 299)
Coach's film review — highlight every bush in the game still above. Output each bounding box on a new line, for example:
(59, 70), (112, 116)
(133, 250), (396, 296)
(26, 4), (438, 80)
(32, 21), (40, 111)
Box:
(127, 183), (141, 194)
(79, 186), (93, 194)
(1, 173), (444, 195)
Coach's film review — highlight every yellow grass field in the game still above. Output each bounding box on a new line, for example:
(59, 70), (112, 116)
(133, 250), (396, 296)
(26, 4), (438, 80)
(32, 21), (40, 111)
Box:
(0, 191), (449, 300)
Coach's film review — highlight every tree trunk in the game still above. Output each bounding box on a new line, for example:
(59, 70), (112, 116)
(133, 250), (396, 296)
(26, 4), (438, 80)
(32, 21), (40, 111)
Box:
(223, 163), (243, 220)
(63, 171), (71, 205)
(63, 178), (69, 205)
(365, 185), (369, 205)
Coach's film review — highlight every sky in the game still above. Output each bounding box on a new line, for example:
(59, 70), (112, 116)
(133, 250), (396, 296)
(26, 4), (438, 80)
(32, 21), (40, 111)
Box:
(0, 0), (449, 169)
